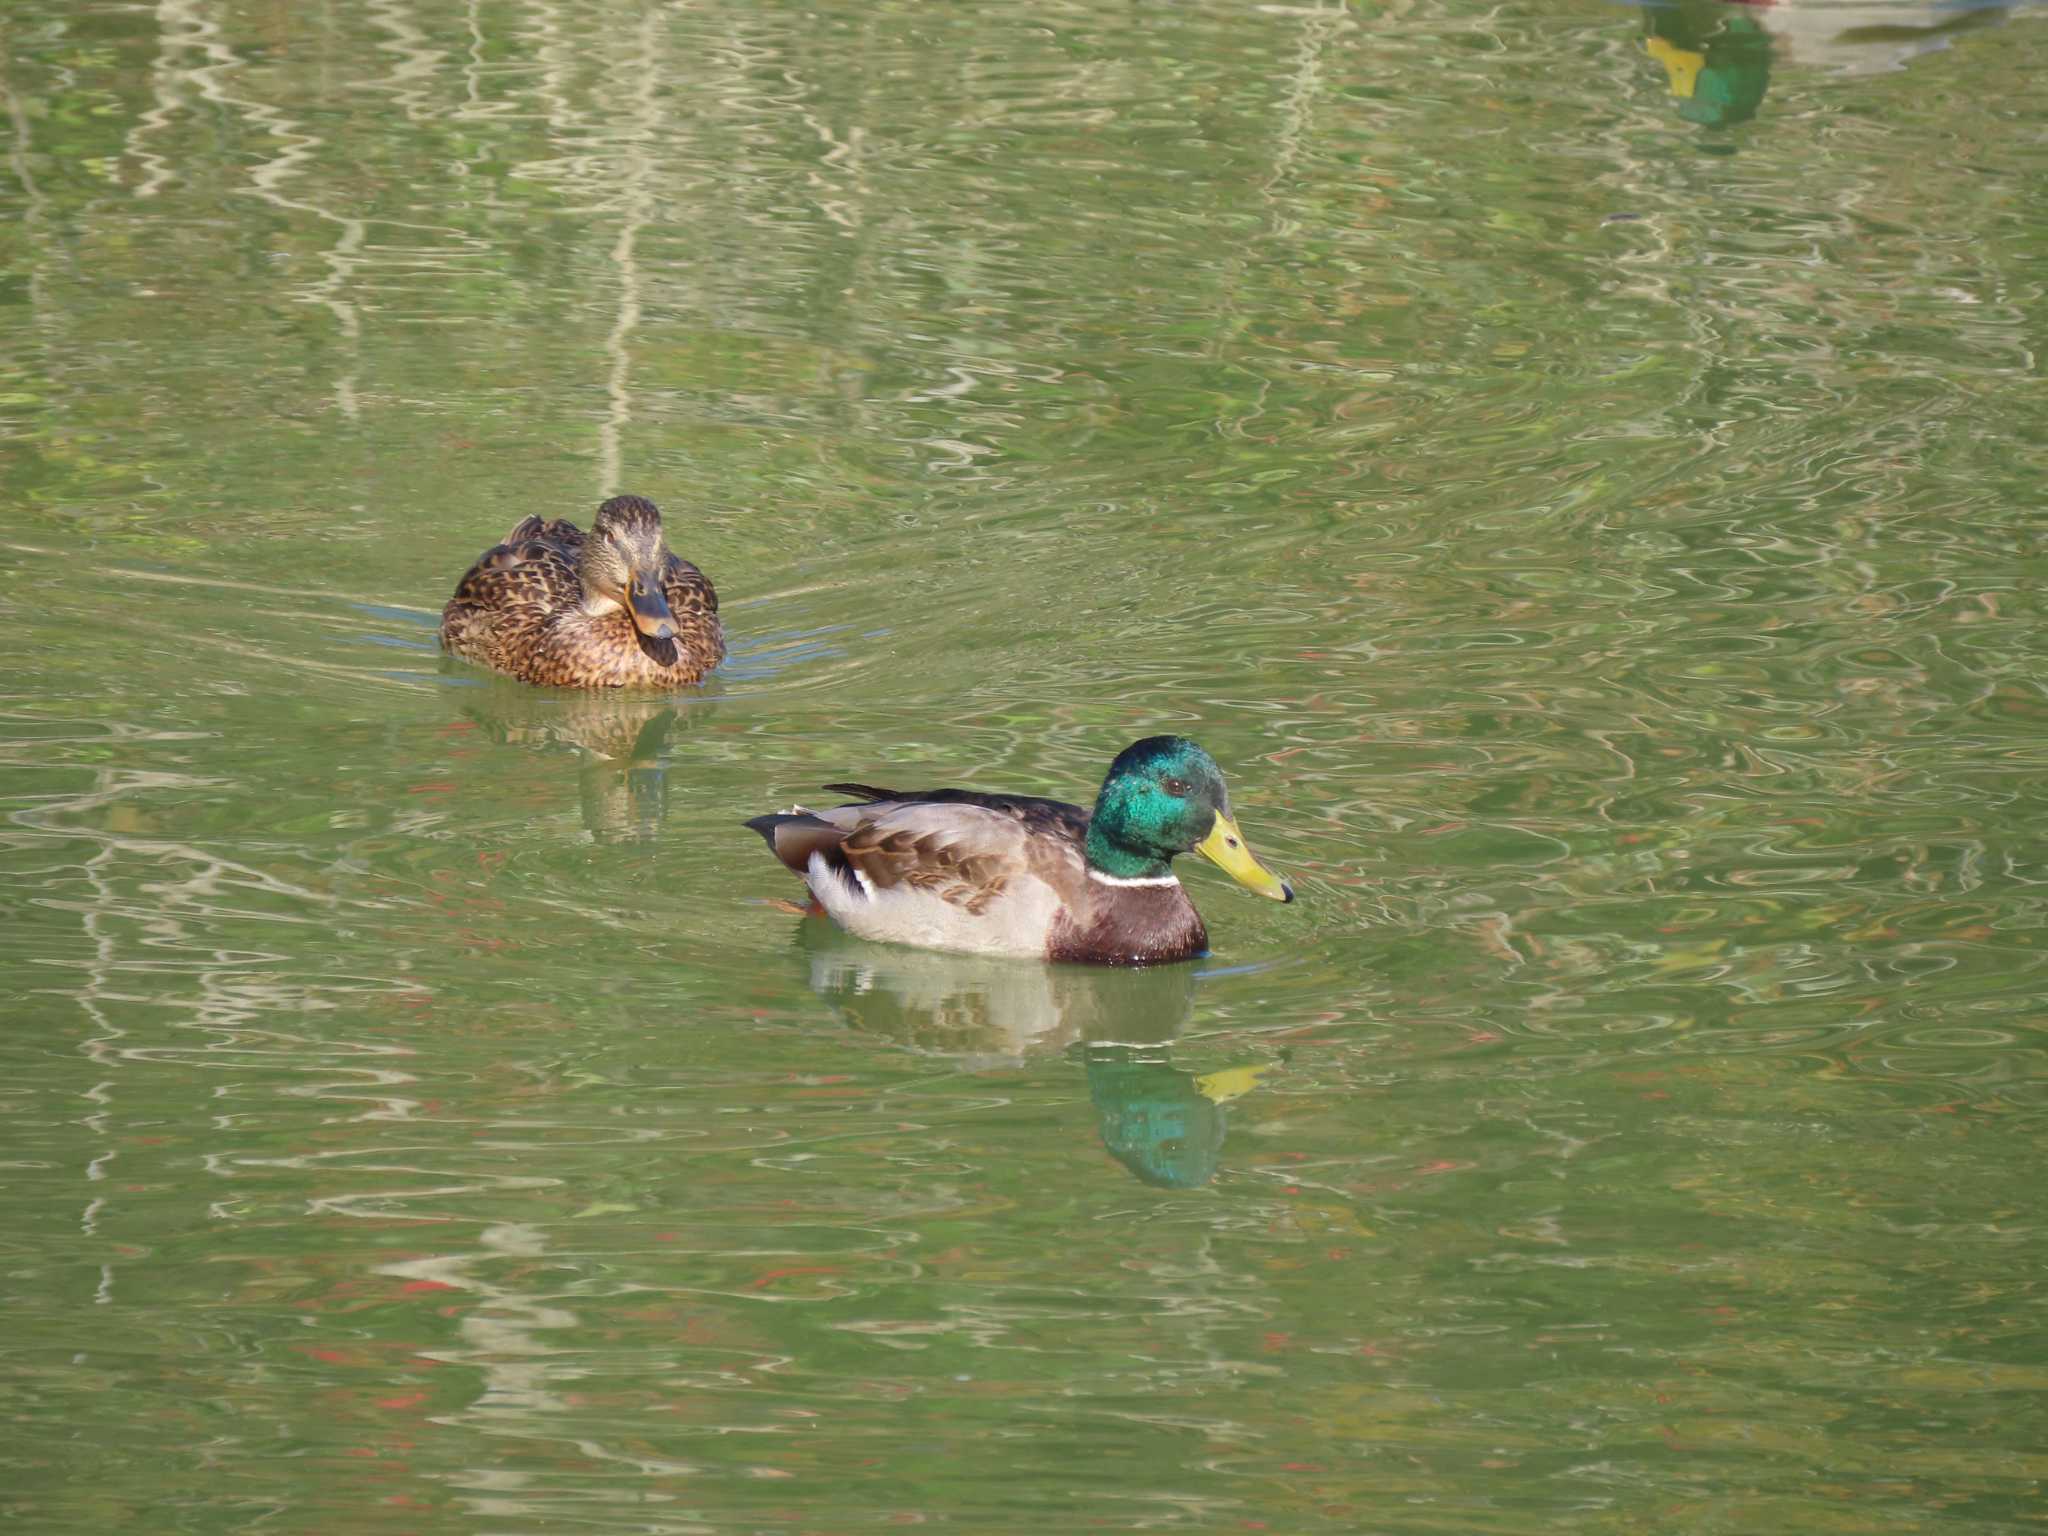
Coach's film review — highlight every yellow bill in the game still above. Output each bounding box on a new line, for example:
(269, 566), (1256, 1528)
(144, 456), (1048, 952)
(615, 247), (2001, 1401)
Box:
(1645, 37), (1705, 99)
(1195, 1063), (1277, 1105)
(1195, 812), (1294, 903)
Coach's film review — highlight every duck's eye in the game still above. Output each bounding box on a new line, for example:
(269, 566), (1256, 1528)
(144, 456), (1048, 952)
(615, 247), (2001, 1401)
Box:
(1161, 776), (1191, 798)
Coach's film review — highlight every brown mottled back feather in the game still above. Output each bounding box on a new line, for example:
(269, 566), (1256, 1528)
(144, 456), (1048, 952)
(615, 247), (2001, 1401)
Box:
(840, 820), (1017, 917)
(808, 785), (1093, 917)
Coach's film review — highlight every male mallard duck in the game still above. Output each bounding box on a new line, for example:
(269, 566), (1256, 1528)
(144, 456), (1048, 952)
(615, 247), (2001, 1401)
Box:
(746, 736), (1294, 966)
(439, 494), (722, 688)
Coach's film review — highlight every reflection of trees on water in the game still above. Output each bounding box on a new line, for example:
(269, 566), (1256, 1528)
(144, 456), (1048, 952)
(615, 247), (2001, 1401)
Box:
(377, 1225), (592, 1446)
(15, 0), (1378, 530)
(798, 925), (1278, 1188)
(15, 727), (690, 1498)
(8, 718), (429, 1316)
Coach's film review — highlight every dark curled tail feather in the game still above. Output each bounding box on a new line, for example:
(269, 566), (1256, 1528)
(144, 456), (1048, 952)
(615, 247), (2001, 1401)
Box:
(745, 811), (849, 878)
(820, 782), (904, 803)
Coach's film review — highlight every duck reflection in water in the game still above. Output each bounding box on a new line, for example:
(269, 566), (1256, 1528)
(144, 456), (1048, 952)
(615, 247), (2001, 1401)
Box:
(1764, 1), (2019, 73)
(1625, 0), (2020, 134)
(1633, 0), (1773, 129)
(455, 676), (690, 844)
(796, 925), (1277, 1188)
(1082, 1043), (1278, 1190)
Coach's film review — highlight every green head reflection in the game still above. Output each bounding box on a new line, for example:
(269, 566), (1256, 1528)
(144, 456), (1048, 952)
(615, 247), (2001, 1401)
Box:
(1642, 1), (1772, 129)
(1083, 1049), (1278, 1189)
(1084, 1049), (1223, 1189)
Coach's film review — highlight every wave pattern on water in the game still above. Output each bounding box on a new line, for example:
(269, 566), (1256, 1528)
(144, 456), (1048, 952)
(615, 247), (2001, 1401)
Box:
(1, 0), (2046, 1531)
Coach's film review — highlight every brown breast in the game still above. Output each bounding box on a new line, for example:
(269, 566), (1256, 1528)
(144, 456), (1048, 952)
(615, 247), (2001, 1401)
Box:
(1047, 880), (1207, 967)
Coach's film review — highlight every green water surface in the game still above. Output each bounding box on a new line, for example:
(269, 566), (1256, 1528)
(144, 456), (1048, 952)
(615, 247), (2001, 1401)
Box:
(3, 0), (2046, 1530)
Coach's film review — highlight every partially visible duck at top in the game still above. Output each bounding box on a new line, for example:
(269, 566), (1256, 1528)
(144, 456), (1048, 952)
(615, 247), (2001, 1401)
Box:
(439, 494), (722, 689)
(746, 736), (1296, 967)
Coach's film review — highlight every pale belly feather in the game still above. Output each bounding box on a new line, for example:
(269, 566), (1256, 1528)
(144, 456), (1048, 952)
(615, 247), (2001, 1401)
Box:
(806, 852), (1061, 959)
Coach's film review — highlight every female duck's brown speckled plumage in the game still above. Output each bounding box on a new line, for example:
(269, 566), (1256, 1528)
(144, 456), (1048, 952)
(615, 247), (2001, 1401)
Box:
(440, 494), (722, 688)
(746, 737), (1296, 966)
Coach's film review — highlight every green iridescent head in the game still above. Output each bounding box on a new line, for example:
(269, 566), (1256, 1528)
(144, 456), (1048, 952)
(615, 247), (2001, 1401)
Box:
(1085, 736), (1293, 902)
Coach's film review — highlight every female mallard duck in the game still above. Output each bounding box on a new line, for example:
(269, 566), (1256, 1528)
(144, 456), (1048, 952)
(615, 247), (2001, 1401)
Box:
(440, 494), (722, 688)
(746, 736), (1294, 965)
